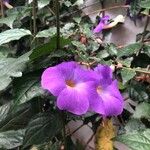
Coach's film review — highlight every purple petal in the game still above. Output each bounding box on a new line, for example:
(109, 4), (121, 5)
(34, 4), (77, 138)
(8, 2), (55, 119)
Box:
(41, 67), (66, 96)
(101, 15), (110, 21)
(105, 80), (123, 100)
(41, 61), (80, 96)
(93, 22), (105, 33)
(73, 67), (95, 83)
(100, 93), (123, 116)
(57, 61), (80, 80)
(89, 80), (124, 116)
(93, 15), (110, 33)
(94, 64), (113, 84)
(88, 83), (105, 114)
(57, 82), (91, 115)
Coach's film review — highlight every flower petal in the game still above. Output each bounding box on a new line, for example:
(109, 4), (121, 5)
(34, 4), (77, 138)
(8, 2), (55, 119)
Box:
(57, 61), (79, 80)
(57, 83), (90, 115)
(101, 93), (123, 116)
(95, 64), (113, 80)
(100, 81), (124, 116)
(89, 80), (123, 116)
(41, 61), (80, 96)
(93, 22), (105, 33)
(73, 67), (95, 83)
(105, 80), (123, 100)
(93, 15), (110, 33)
(41, 67), (66, 96)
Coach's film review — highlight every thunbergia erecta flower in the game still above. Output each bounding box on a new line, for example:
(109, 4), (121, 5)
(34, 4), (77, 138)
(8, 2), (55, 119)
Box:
(93, 15), (110, 33)
(89, 65), (124, 116)
(41, 61), (94, 115)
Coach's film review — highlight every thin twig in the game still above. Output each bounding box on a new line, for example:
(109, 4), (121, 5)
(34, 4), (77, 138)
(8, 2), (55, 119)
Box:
(0, 0), (4, 17)
(55, 0), (60, 50)
(47, 5), (55, 16)
(85, 5), (130, 16)
(136, 10), (150, 56)
(123, 66), (150, 74)
(32, 0), (37, 37)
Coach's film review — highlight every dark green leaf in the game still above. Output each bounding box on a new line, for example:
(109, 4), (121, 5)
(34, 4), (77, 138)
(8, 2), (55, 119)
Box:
(13, 72), (44, 105)
(140, 0), (150, 9)
(38, 0), (51, 9)
(0, 29), (31, 45)
(121, 68), (136, 84)
(125, 119), (146, 133)
(0, 103), (11, 122)
(133, 102), (150, 119)
(117, 43), (142, 58)
(105, 43), (118, 56)
(116, 129), (150, 150)
(0, 51), (31, 91)
(36, 27), (56, 38)
(30, 36), (71, 60)
(0, 100), (40, 132)
(0, 14), (17, 28)
(23, 112), (63, 149)
(129, 81), (149, 102)
(0, 130), (25, 149)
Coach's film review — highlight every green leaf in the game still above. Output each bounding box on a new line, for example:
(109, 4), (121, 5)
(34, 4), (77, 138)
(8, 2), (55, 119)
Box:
(0, 103), (11, 122)
(30, 36), (71, 60)
(117, 43), (142, 58)
(121, 68), (136, 84)
(133, 102), (150, 119)
(0, 130), (25, 149)
(73, 0), (84, 6)
(64, 1), (72, 7)
(116, 129), (150, 150)
(144, 44), (150, 57)
(0, 99), (40, 132)
(38, 0), (51, 9)
(0, 46), (12, 58)
(13, 72), (44, 105)
(0, 29), (31, 45)
(140, 0), (150, 9)
(105, 43), (118, 56)
(0, 14), (17, 28)
(129, 81), (149, 102)
(72, 41), (86, 51)
(36, 27), (56, 38)
(125, 119), (146, 133)
(0, 51), (31, 91)
(23, 112), (63, 149)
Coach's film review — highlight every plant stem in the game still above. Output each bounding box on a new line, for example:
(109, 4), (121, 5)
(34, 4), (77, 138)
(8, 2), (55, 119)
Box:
(61, 112), (67, 149)
(55, 0), (60, 50)
(123, 66), (150, 74)
(85, 5), (130, 16)
(0, 0), (4, 17)
(32, 0), (37, 37)
(136, 10), (150, 56)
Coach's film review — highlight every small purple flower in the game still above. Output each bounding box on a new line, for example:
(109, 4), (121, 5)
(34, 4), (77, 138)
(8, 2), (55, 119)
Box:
(93, 15), (110, 33)
(89, 65), (124, 116)
(41, 61), (94, 115)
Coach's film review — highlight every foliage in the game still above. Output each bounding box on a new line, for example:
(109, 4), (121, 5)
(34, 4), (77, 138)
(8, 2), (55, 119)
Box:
(0, 0), (149, 149)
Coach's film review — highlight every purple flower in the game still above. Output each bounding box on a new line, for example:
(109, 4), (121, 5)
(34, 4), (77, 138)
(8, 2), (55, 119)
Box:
(41, 61), (94, 115)
(93, 15), (110, 33)
(89, 65), (124, 116)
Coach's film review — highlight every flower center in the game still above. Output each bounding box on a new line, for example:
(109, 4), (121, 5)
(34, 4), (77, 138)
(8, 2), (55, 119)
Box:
(97, 86), (103, 94)
(66, 80), (75, 87)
